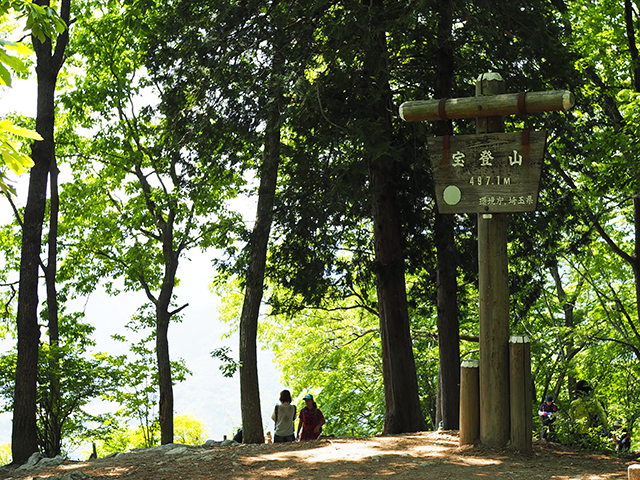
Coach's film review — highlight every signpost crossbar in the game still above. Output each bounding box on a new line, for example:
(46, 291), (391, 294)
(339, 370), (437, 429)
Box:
(399, 90), (574, 123)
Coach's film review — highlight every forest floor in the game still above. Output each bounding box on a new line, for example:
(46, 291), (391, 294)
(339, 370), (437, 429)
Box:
(0, 430), (636, 480)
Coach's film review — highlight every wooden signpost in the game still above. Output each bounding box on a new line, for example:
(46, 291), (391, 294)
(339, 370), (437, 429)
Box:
(427, 131), (547, 214)
(399, 72), (574, 450)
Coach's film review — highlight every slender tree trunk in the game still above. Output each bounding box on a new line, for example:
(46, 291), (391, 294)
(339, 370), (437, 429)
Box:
(13, 0), (69, 461)
(13, 84), (50, 461)
(157, 213), (178, 445)
(239, 49), (283, 444)
(363, 0), (426, 434)
(156, 307), (174, 445)
(433, 0), (460, 431)
(435, 213), (460, 428)
(44, 157), (62, 457)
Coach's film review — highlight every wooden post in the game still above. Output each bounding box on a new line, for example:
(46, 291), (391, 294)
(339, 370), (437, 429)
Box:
(629, 464), (640, 480)
(399, 90), (574, 122)
(509, 335), (532, 453)
(477, 72), (510, 448)
(460, 360), (480, 445)
(398, 72), (574, 450)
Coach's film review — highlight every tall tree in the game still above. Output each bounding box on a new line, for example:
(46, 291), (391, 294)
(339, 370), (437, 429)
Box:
(145, 0), (322, 443)
(432, 0), (460, 431)
(355, 0), (426, 433)
(59, 0), (244, 444)
(13, 0), (70, 463)
(238, 41), (284, 445)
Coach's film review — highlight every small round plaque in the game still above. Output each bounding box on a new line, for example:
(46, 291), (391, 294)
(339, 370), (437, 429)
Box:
(443, 185), (461, 206)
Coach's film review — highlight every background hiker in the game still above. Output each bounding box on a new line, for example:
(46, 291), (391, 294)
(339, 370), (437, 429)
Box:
(297, 393), (325, 441)
(539, 395), (558, 440)
(272, 389), (297, 443)
(612, 420), (631, 452)
(569, 380), (608, 435)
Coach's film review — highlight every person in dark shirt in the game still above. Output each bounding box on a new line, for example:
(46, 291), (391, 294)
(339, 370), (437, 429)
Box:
(538, 395), (558, 440)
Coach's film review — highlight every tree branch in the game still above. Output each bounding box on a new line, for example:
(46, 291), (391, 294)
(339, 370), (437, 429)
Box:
(168, 303), (189, 317)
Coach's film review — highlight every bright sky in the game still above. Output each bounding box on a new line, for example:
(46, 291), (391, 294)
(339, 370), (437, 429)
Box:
(0, 77), (285, 458)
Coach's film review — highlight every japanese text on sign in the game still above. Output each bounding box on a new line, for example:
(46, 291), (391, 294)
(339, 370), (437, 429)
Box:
(427, 131), (548, 214)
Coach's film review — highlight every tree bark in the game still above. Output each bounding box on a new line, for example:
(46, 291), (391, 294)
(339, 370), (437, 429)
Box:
(157, 215), (178, 445)
(434, 0), (460, 431)
(363, 0), (426, 434)
(239, 48), (283, 444)
(435, 212), (460, 429)
(43, 156), (62, 457)
(13, 0), (69, 463)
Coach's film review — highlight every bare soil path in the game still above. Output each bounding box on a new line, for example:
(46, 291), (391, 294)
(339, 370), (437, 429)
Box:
(0, 431), (635, 480)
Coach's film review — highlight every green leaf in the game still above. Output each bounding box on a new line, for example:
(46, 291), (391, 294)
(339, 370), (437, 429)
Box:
(0, 62), (11, 86)
(0, 120), (43, 140)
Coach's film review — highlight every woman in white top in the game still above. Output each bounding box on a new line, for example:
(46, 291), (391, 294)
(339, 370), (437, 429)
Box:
(272, 389), (296, 442)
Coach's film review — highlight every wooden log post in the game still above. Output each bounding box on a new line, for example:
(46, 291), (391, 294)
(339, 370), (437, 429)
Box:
(476, 73), (510, 448)
(460, 360), (480, 445)
(399, 90), (574, 122)
(629, 464), (640, 480)
(509, 335), (532, 453)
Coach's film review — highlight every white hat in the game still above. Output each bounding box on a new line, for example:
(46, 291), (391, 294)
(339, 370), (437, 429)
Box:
(614, 420), (621, 427)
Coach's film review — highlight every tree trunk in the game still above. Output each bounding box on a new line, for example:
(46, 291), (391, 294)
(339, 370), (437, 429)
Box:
(13, 0), (69, 460)
(239, 48), (283, 444)
(433, 0), (460, 431)
(634, 198), (640, 332)
(435, 213), (460, 429)
(371, 159), (426, 433)
(156, 307), (174, 445)
(43, 156), (62, 457)
(157, 213), (178, 445)
(363, 0), (426, 434)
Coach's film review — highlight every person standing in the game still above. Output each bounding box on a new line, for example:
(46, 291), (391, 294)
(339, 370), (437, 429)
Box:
(272, 390), (297, 443)
(538, 395), (558, 440)
(297, 394), (325, 441)
(569, 380), (608, 435)
(612, 420), (631, 452)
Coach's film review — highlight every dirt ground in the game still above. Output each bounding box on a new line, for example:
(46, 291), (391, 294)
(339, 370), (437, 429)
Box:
(0, 431), (636, 480)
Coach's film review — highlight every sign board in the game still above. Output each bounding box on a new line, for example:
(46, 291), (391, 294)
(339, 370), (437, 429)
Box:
(427, 131), (547, 214)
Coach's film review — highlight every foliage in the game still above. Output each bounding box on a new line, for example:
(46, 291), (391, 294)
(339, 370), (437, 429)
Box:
(87, 412), (207, 456)
(59, 0), (246, 297)
(173, 414), (208, 446)
(3, 0), (640, 456)
(92, 424), (132, 458)
(5, 0), (67, 43)
(549, 415), (611, 451)
(260, 285), (386, 437)
(0, 37), (38, 194)
(210, 347), (240, 379)
(0, 442), (9, 464)
(0, 310), (119, 457)
(0, 0), (67, 194)
(99, 308), (191, 449)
